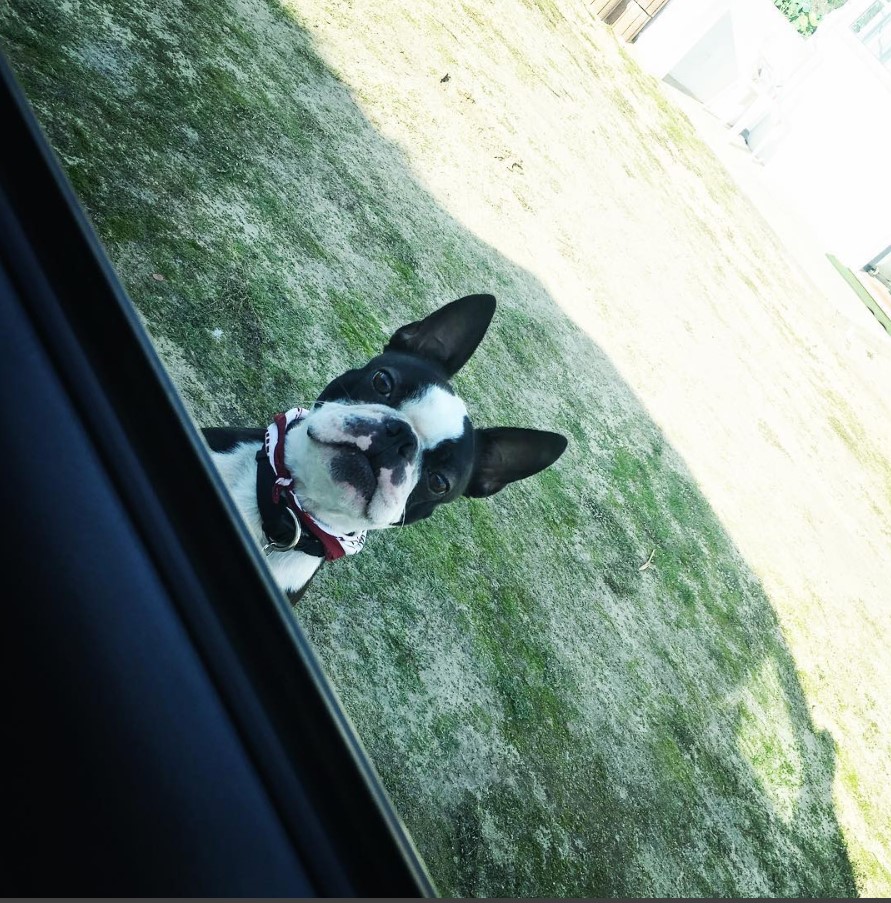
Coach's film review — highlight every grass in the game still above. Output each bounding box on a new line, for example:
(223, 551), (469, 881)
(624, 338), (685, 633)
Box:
(3, 0), (889, 896)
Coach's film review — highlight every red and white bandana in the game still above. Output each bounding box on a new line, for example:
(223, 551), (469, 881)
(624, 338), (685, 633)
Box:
(264, 407), (367, 560)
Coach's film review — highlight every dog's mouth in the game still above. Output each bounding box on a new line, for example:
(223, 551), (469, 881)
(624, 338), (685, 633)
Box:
(305, 426), (342, 449)
(306, 424), (373, 455)
(307, 427), (378, 503)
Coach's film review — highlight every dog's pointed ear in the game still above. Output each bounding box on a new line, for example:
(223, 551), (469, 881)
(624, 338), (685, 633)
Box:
(464, 427), (568, 498)
(385, 294), (496, 377)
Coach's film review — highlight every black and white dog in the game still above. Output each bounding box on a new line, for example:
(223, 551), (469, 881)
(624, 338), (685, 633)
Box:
(203, 294), (567, 597)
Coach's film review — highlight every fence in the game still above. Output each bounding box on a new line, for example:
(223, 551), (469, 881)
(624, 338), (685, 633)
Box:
(591, 0), (671, 41)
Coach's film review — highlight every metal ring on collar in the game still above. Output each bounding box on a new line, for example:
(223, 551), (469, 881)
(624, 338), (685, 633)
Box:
(262, 507), (302, 554)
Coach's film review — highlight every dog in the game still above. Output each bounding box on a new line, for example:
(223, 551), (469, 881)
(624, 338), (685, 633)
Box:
(203, 294), (567, 598)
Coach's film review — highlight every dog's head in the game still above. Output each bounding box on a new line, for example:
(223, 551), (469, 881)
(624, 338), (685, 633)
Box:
(289, 294), (567, 534)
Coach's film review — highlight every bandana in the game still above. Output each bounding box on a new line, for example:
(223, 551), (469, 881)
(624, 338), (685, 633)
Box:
(264, 407), (367, 561)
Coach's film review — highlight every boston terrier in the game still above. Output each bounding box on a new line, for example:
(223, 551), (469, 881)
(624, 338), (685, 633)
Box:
(203, 294), (567, 598)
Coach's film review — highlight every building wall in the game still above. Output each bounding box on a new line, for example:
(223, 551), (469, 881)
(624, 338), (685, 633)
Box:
(754, 0), (891, 265)
(667, 12), (738, 101)
(634, 0), (732, 79)
(633, 0), (891, 268)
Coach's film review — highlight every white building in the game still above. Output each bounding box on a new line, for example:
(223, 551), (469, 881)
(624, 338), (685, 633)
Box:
(632, 0), (891, 276)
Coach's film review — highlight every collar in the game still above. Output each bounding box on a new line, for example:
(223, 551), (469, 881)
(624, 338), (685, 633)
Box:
(256, 408), (366, 561)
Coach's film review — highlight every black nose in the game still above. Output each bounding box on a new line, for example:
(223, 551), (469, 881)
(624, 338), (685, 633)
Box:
(383, 418), (417, 460)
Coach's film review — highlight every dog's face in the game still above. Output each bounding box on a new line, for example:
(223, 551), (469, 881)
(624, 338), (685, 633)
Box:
(289, 295), (567, 534)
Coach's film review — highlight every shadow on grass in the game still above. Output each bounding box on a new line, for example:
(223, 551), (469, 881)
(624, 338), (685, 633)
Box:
(0, 0), (860, 895)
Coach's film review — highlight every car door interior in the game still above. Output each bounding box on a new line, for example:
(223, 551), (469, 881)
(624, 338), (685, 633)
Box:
(0, 52), (434, 897)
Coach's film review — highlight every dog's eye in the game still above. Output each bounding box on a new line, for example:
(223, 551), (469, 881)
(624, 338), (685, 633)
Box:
(372, 369), (393, 396)
(428, 472), (449, 495)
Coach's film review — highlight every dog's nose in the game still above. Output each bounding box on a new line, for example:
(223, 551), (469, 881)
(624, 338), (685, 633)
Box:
(383, 417), (417, 460)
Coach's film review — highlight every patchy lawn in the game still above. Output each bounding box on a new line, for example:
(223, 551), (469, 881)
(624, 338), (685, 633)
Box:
(4, 0), (891, 895)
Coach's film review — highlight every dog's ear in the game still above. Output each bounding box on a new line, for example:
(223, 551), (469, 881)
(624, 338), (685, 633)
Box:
(385, 294), (496, 377)
(464, 428), (568, 498)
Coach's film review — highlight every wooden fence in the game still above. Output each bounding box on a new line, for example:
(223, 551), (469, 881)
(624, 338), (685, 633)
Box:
(590, 0), (671, 42)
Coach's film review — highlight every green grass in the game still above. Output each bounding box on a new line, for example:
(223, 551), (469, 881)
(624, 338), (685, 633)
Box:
(0, 0), (878, 896)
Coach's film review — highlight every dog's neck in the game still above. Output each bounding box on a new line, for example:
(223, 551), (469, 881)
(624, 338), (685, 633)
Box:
(261, 410), (368, 558)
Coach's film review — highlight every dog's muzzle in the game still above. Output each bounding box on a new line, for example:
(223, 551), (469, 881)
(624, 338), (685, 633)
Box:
(311, 412), (419, 495)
